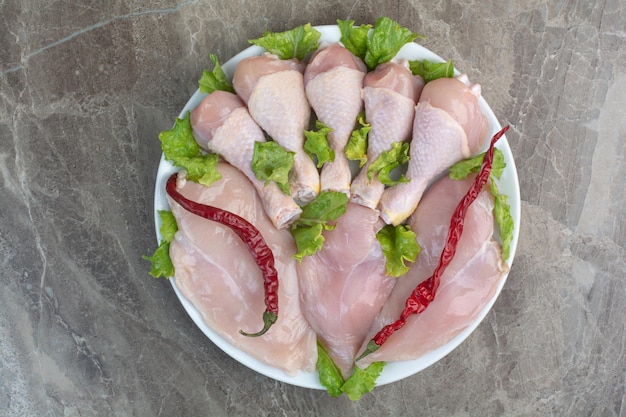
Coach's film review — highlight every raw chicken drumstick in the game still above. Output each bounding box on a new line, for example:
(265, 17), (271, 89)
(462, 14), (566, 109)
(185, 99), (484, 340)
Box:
(233, 54), (320, 204)
(304, 43), (367, 195)
(350, 61), (424, 209)
(190, 90), (302, 229)
(378, 75), (489, 225)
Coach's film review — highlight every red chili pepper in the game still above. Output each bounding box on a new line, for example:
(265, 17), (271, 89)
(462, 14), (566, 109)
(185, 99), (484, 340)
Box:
(357, 125), (510, 361)
(166, 172), (279, 337)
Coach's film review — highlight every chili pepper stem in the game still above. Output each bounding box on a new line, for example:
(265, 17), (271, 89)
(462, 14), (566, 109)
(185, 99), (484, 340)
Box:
(356, 340), (381, 362)
(240, 311), (278, 337)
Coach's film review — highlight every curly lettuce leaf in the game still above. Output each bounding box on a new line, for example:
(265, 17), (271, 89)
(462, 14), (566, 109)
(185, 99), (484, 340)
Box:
(345, 114), (370, 168)
(159, 112), (201, 160)
(198, 54), (235, 94)
(367, 141), (410, 185)
(316, 339), (386, 400)
(490, 180), (514, 260)
(376, 224), (421, 277)
(297, 190), (349, 226)
(175, 154), (221, 187)
(291, 223), (327, 261)
(249, 23), (321, 60)
(337, 19), (372, 60)
(449, 148), (506, 180)
(304, 121), (335, 168)
(316, 340), (345, 397)
(290, 191), (349, 260)
(341, 362), (386, 401)
(143, 211), (178, 278)
(251, 141), (295, 195)
(157, 210), (178, 242)
(143, 242), (173, 278)
(158, 112), (222, 187)
(409, 58), (455, 83)
(449, 148), (513, 260)
(364, 17), (423, 70)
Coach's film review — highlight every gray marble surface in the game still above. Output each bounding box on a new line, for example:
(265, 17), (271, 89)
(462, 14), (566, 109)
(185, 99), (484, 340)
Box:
(1, 1), (624, 416)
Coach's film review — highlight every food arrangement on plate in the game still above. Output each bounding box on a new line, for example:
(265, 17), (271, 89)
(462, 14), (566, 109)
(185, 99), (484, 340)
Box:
(144, 17), (520, 400)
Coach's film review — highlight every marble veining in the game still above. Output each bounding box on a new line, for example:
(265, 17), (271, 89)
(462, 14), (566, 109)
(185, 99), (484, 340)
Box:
(1, 0), (624, 416)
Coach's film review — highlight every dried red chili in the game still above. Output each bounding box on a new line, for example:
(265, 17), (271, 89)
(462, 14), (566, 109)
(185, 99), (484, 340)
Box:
(357, 125), (510, 361)
(166, 172), (279, 337)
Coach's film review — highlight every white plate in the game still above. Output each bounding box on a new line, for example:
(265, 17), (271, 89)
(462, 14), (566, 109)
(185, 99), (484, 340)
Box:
(152, 25), (520, 390)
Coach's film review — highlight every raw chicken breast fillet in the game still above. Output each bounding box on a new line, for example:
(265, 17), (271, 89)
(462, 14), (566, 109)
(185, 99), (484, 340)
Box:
(298, 203), (396, 378)
(169, 163), (317, 376)
(357, 175), (508, 367)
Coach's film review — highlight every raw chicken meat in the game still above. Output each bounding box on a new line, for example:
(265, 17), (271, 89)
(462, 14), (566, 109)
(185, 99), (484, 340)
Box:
(169, 162), (317, 375)
(350, 61), (424, 209)
(190, 90), (302, 229)
(357, 175), (508, 367)
(378, 75), (489, 225)
(233, 54), (320, 203)
(419, 74), (489, 152)
(304, 43), (367, 195)
(297, 202), (396, 378)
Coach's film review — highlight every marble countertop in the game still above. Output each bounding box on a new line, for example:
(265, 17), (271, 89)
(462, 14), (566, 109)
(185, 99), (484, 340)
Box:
(1, 1), (624, 416)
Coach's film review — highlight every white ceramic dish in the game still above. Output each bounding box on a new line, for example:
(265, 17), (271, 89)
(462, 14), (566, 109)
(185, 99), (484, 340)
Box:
(152, 25), (520, 390)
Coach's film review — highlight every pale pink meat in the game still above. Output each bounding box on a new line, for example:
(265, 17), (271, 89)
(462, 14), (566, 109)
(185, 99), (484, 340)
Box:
(304, 44), (367, 195)
(232, 54), (305, 103)
(190, 90), (302, 229)
(297, 203), (396, 378)
(357, 175), (508, 367)
(419, 75), (489, 153)
(233, 54), (319, 203)
(169, 163), (317, 376)
(350, 61), (424, 209)
(378, 75), (489, 225)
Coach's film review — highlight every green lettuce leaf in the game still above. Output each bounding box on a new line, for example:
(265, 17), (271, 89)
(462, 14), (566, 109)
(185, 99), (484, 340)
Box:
(158, 210), (178, 242)
(345, 114), (370, 168)
(251, 141), (295, 195)
(364, 17), (423, 70)
(367, 141), (410, 185)
(490, 180), (514, 260)
(158, 112), (222, 187)
(341, 362), (386, 401)
(290, 223), (328, 261)
(448, 148), (506, 180)
(316, 340), (345, 397)
(297, 190), (349, 226)
(304, 121), (335, 168)
(376, 224), (421, 277)
(143, 242), (174, 278)
(409, 58), (455, 83)
(175, 154), (221, 187)
(337, 19), (372, 60)
(290, 191), (349, 260)
(316, 339), (386, 400)
(143, 211), (178, 278)
(159, 112), (201, 160)
(249, 23), (321, 60)
(448, 148), (513, 260)
(198, 54), (235, 94)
